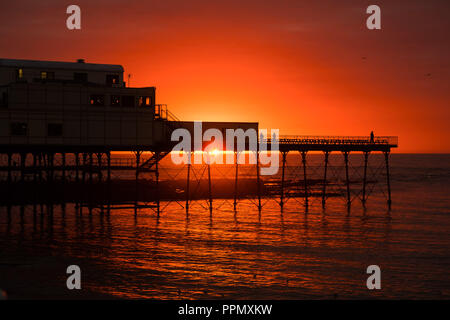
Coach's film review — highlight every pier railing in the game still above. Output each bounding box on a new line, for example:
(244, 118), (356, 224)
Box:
(155, 104), (181, 122)
(264, 135), (398, 147)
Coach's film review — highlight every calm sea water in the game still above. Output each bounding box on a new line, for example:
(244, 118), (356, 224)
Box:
(0, 154), (449, 299)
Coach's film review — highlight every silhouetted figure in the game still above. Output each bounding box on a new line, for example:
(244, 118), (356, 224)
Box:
(370, 131), (374, 143)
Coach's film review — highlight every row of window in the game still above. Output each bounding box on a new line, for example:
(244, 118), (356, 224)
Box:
(90, 94), (153, 107)
(0, 91), (152, 108)
(17, 69), (120, 85)
(10, 122), (63, 137)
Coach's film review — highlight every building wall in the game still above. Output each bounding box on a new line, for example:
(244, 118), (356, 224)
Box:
(0, 83), (164, 150)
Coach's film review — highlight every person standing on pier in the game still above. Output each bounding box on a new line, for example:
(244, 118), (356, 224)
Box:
(370, 131), (374, 143)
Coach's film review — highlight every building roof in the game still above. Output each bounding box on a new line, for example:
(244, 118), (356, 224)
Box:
(0, 58), (124, 73)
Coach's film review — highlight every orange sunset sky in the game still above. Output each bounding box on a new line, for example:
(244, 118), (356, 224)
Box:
(0, 0), (448, 152)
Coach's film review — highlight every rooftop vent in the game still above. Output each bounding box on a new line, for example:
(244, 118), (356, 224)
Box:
(77, 59), (85, 63)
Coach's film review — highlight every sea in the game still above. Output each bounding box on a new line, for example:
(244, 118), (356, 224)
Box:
(0, 153), (449, 299)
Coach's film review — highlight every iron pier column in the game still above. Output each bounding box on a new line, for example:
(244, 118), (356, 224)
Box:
(301, 151), (308, 210)
(107, 152), (111, 207)
(233, 152), (239, 211)
(75, 153), (80, 184)
(7, 153), (12, 185)
(96, 153), (103, 183)
(186, 157), (191, 213)
(362, 151), (369, 206)
(256, 151), (262, 211)
(135, 151), (141, 211)
(155, 152), (160, 215)
(322, 151), (329, 208)
(207, 162), (213, 214)
(82, 153), (87, 184)
(20, 153), (26, 184)
(344, 151), (351, 208)
(61, 153), (66, 183)
(384, 151), (392, 210)
(280, 152), (287, 210)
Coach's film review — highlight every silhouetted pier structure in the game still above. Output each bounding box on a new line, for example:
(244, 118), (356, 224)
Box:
(0, 135), (398, 213)
(0, 58), (398, 214)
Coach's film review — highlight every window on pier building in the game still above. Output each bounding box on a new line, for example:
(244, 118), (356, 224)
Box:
(47, 123), (63, 137)
(122, 95), (135, 107)
(111, 95), (121, 106)
(90, 94), (105, 106)
(17, 68), (23, 80)
(106, 74), (120, 86)
(10, 122), (28, 136)
(74, 72), (88, 82)
(40, 71), (54, 80)
(138, 96), (152, 107)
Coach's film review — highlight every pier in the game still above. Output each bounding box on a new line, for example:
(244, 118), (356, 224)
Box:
(0, 58), (398, 215)
(0, 135), (398, 213)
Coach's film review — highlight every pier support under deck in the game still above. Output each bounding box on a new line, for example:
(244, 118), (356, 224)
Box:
(301, 151), (308, 210)
(7, 153), (12, 185)
(280, 152), (287, 210)
(155, 152), (160, 215)
(233, 152), (238, 211)
(384, 151), (392, 210)
(344, 151), (351, 208)
(322, 151), (329, 208)
(82, 153), (87, 184)
(96, 153), (103, 183)
(256, 151), (262, 211)
(75, 153), (80, 184)
(61, 153), (66, 183)
(20, 153), (26, 183)
(207, 163), (212, 214)
(106, 152), (111, 206)
(89, 153), (93, 185)
(186, 160), (191, 212)
(134, 151), (141, 211)
(362, 151), (369, 206)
